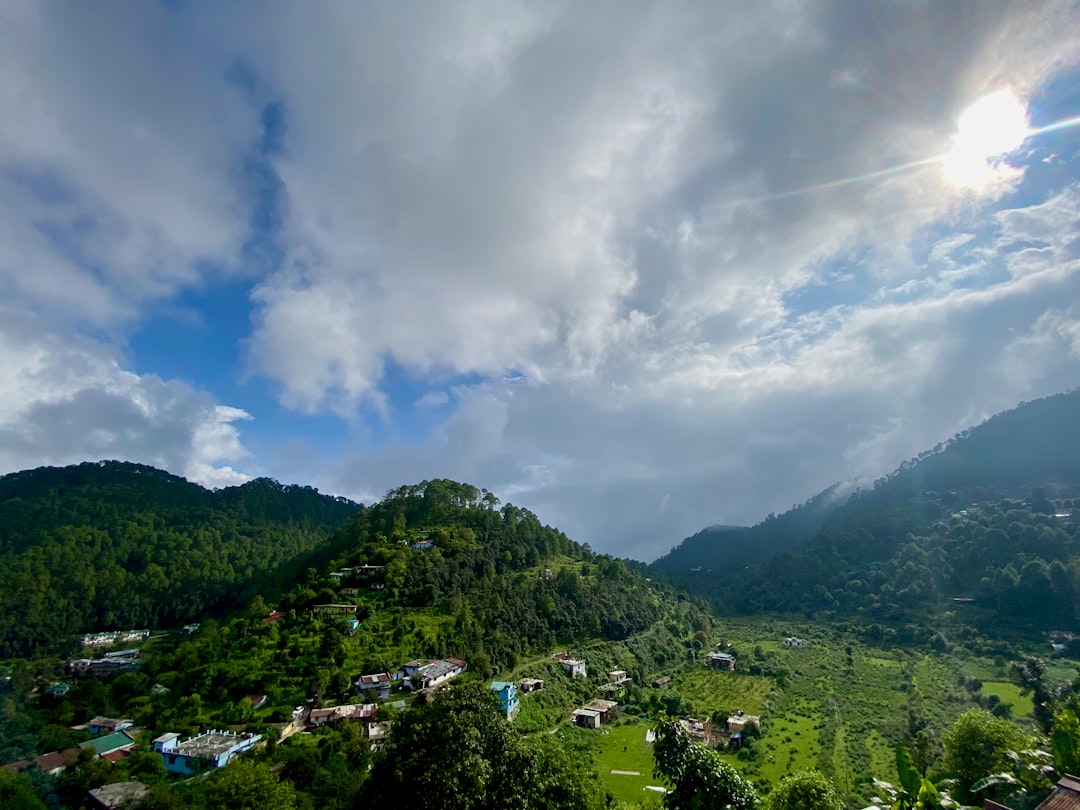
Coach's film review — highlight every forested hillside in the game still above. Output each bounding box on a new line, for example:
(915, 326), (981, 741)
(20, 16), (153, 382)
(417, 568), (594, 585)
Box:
(274, 479), (668, 674)
(0, 462), (360, 657)
(654, 389), (1080, 575)
(654, 391), (1080, 628)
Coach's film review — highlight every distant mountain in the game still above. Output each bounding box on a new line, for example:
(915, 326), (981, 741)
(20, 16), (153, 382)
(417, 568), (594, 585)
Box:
(0, 461), (361, 657)
(653, 389), (1080, 576)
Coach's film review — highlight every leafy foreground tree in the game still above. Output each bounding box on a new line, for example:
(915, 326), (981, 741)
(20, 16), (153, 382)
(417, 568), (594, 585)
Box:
(364, 681), (604, 810)
(943, 709), (1030, 805)
(765, 770), (843, 810)
(653, 718), (760, 810)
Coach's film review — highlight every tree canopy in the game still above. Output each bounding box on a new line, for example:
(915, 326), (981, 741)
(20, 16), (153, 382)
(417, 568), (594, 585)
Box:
(653, 717), (760, 810)
(765, 770), (843, 810)
(943, 709), (1030, 804)
(364, 681), (604, 810)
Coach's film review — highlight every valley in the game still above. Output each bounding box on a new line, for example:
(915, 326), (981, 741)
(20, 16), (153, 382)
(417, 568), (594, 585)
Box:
(2, 392), (1080, 809)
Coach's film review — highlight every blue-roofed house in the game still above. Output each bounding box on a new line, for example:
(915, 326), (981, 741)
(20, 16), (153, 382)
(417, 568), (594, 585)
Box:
(490, 681), (519, 721)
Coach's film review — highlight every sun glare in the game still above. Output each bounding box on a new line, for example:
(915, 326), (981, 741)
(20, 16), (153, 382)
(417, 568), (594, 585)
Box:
(942, 90), (1029, 189)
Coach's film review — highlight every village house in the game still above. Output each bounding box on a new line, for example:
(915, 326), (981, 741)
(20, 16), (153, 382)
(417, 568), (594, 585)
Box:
(707, 652), (736, 671)
(560, 658), (587, 679)
(986, 773), (1080, 809)
(783, 637), (807, 648)
(88, 717), (133, 736)
(726, 710), (761, 748)
(491, 682), (520, 720)
(572, 707), (602, 729)
(81, 630), (149, 648)
(33, 749), (80, 776)
(356, 672), (399, 699)
(519, 677), (544, 693)
(403, 658), (468, 691)
(680, 717), (712, 744)
(246, 695), (268, 711)
(153, 730), (261, 775)
(88, 780), (149, 810)
(79, 732), (137, 759)
(311, 603), (358, 618)
(46, 682), (70, 698)
(68, 652), (140, 678)
(308, 703), (376, 727)
(264, 610), (285, 624)
(182, 623), (200, 634)
(652, 676), (671, 688)
(608, 670), (631, 685)
(572, 699), (619, 728)
(410, 540), (435, 550)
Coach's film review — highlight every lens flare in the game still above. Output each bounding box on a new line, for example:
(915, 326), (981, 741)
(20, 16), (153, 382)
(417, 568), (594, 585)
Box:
(941, 90), (1029, 188)
(748, 93), (1080, 205)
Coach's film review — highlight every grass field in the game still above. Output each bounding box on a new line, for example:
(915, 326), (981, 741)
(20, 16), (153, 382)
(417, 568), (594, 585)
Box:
(588, 719), (665, 806)
(980, 681), (1034, 716)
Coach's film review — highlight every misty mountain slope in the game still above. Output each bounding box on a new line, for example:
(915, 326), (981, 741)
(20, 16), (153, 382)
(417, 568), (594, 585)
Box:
(653, 388), (1080, 575)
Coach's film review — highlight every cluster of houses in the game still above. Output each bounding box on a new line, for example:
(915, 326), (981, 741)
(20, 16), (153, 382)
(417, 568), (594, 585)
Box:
(67, 648), (141, 678)
(676, 710), (760, 749)
(329, 564), (386, 590)
(3, 716), (141, 780)
(783, 637), (806, 648)
(81, 630), (149, 648)
(356, 658), (469, 699)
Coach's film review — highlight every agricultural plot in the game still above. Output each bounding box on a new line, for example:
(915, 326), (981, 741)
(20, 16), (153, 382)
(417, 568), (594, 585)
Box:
(668, 669), (773, 717)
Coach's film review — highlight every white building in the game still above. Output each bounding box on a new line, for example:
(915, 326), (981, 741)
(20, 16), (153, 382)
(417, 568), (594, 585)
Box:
(153, 730), (261, 775)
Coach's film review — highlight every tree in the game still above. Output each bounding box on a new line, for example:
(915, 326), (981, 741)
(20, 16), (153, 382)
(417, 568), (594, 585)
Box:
(205, 759), (296, 810)
(653, 718), (760, 810)
(766, 770), (842, 810)
(0, 769), (47, 810)
(943, 709), (1029, 804)
(365, 681), (602, 810)
(1009, 656), (1062, 734)
(1052, 706), (1080, 777)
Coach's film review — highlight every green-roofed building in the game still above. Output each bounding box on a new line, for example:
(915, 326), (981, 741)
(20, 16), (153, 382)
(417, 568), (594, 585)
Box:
(79, 731), (136, 758)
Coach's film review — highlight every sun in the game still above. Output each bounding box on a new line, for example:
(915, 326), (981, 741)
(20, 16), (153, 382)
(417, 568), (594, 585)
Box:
(942, 90), (1030, 189)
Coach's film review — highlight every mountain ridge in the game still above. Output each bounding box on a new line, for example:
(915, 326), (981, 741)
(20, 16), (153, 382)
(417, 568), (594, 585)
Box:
(653, 388), (1080, 574)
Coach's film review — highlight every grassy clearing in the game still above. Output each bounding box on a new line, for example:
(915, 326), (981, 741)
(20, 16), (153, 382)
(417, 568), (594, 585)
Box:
(980, 681), (1034, 716)
(589, 719), (665, 806)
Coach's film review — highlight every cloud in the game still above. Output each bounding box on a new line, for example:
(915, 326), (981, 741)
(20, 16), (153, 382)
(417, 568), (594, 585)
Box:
(0, 0), (259, 326)
(0, 309), (253, 488)
(414, 391), (451, 410)
(3, 0), (1080, 560)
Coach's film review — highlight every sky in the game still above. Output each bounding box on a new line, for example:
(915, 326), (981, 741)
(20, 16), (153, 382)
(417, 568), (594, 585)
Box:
(2, 0), (1080, 561)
